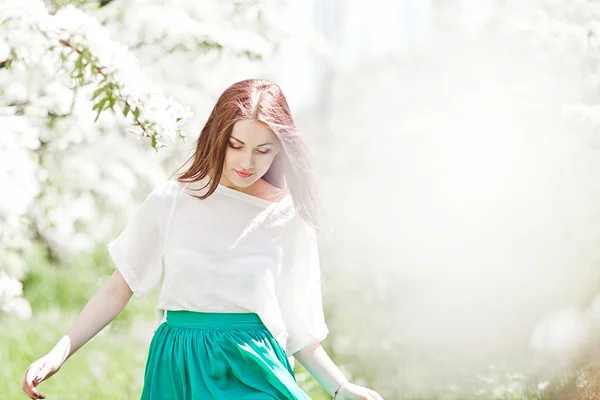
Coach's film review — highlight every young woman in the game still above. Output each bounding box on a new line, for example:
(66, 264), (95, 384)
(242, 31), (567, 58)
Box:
(22, 79), (384, 400)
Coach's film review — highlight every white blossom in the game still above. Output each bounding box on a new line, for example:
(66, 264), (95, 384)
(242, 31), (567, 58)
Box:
(2, 296), (32, 320)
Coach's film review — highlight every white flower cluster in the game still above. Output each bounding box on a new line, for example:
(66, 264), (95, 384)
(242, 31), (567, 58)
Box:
(1, 0), (191, 147)
(0, 270), (31, 319)
(58, 5), (191, 145)
(109, 2), (272, 59)
(0, 114), (40, 320)
(0, 1), (52, 64)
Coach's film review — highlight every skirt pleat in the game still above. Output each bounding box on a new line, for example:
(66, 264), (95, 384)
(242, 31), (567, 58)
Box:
(140, 310), (312, 400)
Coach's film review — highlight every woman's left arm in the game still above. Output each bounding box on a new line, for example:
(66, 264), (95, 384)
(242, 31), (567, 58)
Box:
(294, 341), (384, 400)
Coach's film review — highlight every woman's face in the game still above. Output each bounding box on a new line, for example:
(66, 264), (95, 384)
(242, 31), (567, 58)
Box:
(220, 119), (280, 189)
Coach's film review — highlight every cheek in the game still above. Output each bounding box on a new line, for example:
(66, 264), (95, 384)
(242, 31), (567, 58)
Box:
(256, 154), (276, 171)
(223, 149), (238, 167)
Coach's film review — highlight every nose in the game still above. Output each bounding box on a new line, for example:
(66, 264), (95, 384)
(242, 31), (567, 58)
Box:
(239, 150), (255, 170)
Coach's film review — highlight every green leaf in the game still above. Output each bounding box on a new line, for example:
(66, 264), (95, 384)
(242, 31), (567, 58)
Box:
(74, 53), (83, 71)
(92, 87), (105, 100)
(92, 97), (106, 111)
(93, 98), (108, 122)
(2, 58), (12, 69)
(133, 108), (140, 119)
(122, 103), (130, 117)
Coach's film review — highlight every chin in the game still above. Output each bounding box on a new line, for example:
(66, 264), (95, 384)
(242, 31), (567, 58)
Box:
(226, 172), (258, 188)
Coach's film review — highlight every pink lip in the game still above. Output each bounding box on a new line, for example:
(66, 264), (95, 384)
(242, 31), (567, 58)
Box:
(235, 170), (254, 178)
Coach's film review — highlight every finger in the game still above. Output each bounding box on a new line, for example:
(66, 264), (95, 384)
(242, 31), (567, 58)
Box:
(23, 365), (46, 399)
(23, 368), (37, 396)
(26, 382), (45, 399)
(30, 388), (46, 399)
(23, 383), (45, 400)
(33, 365), (49, 398)
(30, 373), (47, 399)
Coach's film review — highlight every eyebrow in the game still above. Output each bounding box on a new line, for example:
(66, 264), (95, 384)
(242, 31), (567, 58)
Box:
(230, 136), (274, 147)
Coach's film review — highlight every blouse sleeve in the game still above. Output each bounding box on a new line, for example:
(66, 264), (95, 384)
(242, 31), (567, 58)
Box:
(276, 216), (329, 357)
(107, 180), (176, 298)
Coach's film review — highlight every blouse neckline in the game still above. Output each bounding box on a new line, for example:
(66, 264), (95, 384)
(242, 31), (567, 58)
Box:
(181, 179), (291, 208)
(216, 183), (283, 208)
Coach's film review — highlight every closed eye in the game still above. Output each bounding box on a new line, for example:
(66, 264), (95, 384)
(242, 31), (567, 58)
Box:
(229, 141), (273, 154)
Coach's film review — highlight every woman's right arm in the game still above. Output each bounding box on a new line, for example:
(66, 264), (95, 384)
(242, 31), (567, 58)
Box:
(22, 269), (133, 399)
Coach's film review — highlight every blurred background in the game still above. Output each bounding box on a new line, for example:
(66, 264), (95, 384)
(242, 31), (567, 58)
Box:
(3, 0), (600, 399)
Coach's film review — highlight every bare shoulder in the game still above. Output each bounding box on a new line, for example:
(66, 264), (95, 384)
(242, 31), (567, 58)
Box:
(258, 179), (289, 203)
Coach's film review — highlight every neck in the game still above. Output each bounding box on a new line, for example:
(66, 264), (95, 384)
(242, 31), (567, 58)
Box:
(219, 175), (261, 195)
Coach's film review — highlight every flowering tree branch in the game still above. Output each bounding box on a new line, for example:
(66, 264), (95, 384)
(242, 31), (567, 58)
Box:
(2, 1), (190, 150)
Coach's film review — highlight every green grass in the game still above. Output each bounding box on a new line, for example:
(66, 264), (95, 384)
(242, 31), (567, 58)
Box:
(1, 311), (148, 399)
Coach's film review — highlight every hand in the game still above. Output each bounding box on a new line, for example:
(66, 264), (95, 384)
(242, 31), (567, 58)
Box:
(334, 382), (384, 400)
(22, 351), (64, 399)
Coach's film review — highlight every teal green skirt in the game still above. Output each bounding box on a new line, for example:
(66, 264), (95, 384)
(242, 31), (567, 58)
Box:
(140, 310), (312, 400)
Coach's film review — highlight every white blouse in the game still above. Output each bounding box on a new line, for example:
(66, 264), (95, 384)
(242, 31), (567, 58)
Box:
(107, 178), (329, 359)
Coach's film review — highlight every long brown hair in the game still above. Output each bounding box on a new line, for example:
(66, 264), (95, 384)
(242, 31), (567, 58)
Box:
(171, 79), (324, 229)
